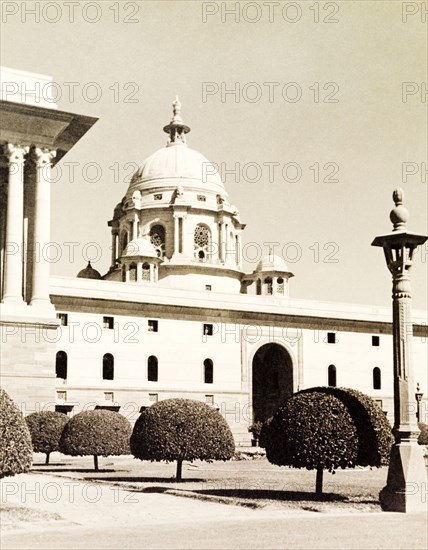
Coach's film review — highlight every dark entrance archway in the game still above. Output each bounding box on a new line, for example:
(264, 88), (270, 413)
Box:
(252, 343), (293, 422)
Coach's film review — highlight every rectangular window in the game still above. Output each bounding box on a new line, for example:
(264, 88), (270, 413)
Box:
(154, 193), (163, 200)
(149, 393), (158, 403)
(104, 392), (114, 402)
(374, 399), (383, 409)
(103, 316), (114, 329)
(372, 335), (380, 347)
(56, 391), (67, 401)
(148, 320), (158, 332)
(56, 313), (68, 326)
(205, 285), (212, 291)
(327, 332), (336, 344)
(55, 405), (73, 415)
(197, 195), (206, 202)
(205, 395), (214, 405)
(203, 324), (213, 336)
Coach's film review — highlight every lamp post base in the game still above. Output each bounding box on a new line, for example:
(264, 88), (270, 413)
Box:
(380, 440), (427, 513)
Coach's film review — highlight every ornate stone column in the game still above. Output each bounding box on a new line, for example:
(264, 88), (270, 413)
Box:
(2, 144), (28, 304)
(173, 215), (179, 255)
(111, 232), (118, 267)
(30, 147), (56, 308)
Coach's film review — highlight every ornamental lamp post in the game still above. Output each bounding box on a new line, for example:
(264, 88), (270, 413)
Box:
(415, 383), (423, 423)
(372, 188), (427, 513)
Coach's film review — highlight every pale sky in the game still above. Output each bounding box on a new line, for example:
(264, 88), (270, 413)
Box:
(1, 1), (427, 310)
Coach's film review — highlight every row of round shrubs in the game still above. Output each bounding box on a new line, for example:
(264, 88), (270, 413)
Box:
(2, 387), (427, 488)
(2, 391), (235, 480)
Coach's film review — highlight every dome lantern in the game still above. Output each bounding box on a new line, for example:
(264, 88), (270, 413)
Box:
(163, 96), (190, 146)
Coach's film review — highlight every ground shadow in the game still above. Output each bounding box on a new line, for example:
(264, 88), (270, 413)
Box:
(89, 476), (208, 484)
(186, 489), (349, 502)
(31, 468), (121, 473)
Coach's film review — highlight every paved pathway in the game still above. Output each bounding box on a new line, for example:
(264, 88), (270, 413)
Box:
(1, 473), (426, 549)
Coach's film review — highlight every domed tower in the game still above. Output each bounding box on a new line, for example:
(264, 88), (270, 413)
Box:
(106, 98), (246, 293)
(243, 253), (294, 298)
(120, 237), (162, 284)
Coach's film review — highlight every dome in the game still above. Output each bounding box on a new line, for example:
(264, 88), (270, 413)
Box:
(130, 145), (225, 194)
(127, 97), (227, 198)
(256, 254), (289, 273)
(77, 262), (102, 280)
(123, 237), (159, 259)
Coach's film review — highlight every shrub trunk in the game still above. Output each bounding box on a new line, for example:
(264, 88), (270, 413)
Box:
(45, 452), (50, 465)
(176, 459), (183, 481)
(315, 466), (323, 494)
(94, 455), (99, 471)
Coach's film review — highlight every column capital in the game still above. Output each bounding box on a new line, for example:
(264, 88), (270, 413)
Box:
(34, 147), (56, 167)
(4, 143), (29, 163)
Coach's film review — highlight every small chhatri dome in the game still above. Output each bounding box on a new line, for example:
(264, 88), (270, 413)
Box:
(123, 237), (159, 259)
(390, 187), (409, 231)
(256, 254), (289, 273)
(77, 262), (102, 280)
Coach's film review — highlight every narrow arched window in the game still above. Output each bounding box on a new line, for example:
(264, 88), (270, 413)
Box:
(204, 358), (214, 384)
(265, 277), (273, 295)
(121, 231), (129, 255)
(277, 277), (284, 294)
(142, 262), (150, 281)
(56, 351), (67, 379)
(103, 353), (114, 380)
(150, 225), (166, 258)
(194, 224), (211, 261)
(129, 263), (137, 282)
(256, 279), (262, 295)
(148, 355), (158, 382)
(373, 367), (381, 390)
(328, 364), (336, 387)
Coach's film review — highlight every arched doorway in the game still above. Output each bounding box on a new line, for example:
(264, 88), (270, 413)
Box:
(252, 343), (293, 422)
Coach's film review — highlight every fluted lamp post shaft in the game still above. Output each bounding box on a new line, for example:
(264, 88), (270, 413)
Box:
(372, 188), (427, 513)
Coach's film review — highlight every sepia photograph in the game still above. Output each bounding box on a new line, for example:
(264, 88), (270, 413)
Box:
(0, 1), (427, 549)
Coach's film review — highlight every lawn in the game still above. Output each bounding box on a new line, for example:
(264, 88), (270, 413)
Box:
(30, 452), (387, 513)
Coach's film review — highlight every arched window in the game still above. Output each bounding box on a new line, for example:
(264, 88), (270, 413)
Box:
(103, 353), (114, 380)
(265, 277), (273, 295)
(56, 351), (67, 380)
(148, 355), (158, 382)
(328, 364), (337, 387)
(373, 367), (381, 390)
(129, 263), (137, 282)
(194, 224), (211, 261)
(121, 231), (129, 254)
(121, 265), (126, 282)
(235, 235), (239, 264)
(204, 358), (214, 384)
(277, 277), (284, 294)
(150, 225), (166, 258)
(256, 279), (262, 295)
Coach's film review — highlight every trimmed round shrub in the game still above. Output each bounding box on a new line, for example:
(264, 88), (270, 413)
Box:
(131, 398), (235, 480)
(0, 389), (33, 479)
(26, 411), (69, 464)
(60, 410), (131, 471)
(301, 386), (393, 466)
(263, 387), (394, 493)
(418, 422), (428, 446)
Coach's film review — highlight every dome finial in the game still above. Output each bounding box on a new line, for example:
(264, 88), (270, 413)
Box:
(390, 187), (409, 231)
(163, 96), (190, 146)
